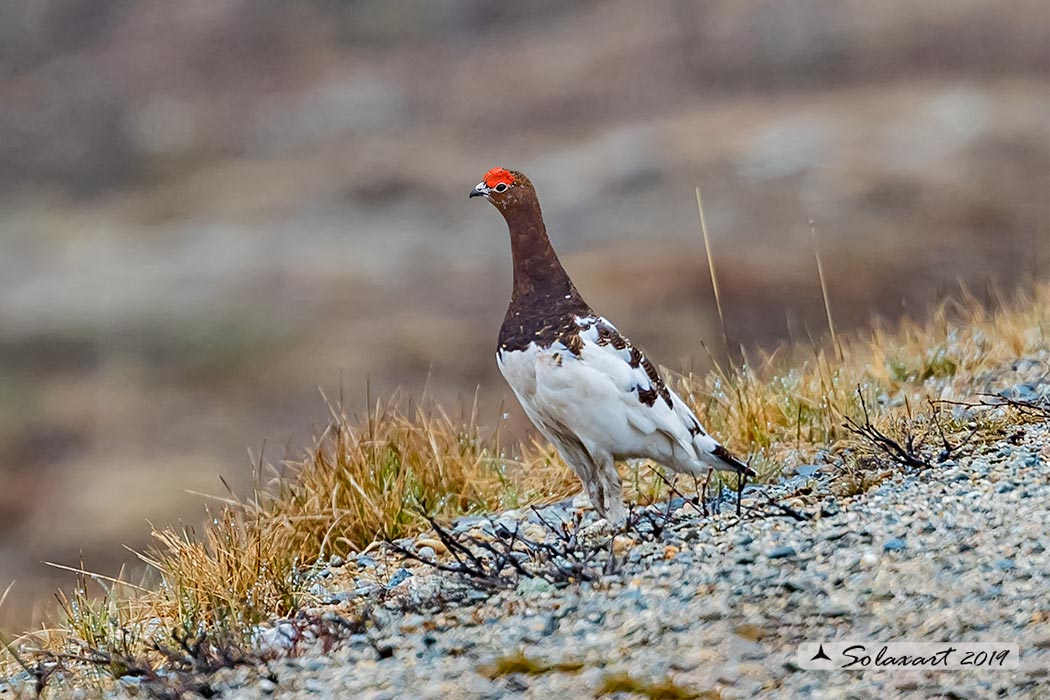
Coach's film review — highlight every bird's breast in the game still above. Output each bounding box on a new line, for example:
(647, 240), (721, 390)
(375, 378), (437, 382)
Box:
(497, 340), (575, 402)
(496, 343), (541, 400)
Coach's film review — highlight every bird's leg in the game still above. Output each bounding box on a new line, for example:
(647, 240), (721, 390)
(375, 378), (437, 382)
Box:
(583, 472), (606, 520)
(735, 470), (747, 517)
(691, 475), (702, 514)
(700, 468), (714, 517)
(571, 456), (622, 546)
(583, 455), (627, 526)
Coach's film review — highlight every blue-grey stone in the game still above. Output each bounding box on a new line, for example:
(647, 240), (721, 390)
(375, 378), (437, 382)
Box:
(621, 589), (649, 609)
(819, 604), (853, 618)
(793, 465), (820, 478)
(386, 568), (413, 588)
(452, 515), (486, 533)
(820, 498), (841, 517)
(768, 546), (797, 559)
(883, 538), (906, 552)
(516, 578), (554, 595)
(493, 516), (519, 535)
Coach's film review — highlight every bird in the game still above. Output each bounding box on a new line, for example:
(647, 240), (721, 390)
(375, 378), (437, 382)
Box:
(470, 166), (755, 523)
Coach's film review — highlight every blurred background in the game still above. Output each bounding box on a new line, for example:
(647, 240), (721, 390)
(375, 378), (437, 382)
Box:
(1, 0), (1047, 627)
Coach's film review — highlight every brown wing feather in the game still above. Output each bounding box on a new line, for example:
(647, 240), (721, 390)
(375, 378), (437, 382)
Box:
(591, 319), (673, 409)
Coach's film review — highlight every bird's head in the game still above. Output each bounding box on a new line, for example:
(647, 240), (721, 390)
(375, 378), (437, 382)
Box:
(469, 167), (535, 214)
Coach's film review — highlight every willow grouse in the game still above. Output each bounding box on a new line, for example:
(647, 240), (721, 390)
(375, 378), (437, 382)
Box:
(471, 167), (754, 522)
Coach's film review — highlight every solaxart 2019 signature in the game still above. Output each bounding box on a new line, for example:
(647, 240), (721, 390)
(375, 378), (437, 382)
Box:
(798, 642), (1020, 671)
(841, 644), (1013, 669)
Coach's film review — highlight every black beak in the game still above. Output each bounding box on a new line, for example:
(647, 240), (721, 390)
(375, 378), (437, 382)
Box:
(469, 189), (485, 199)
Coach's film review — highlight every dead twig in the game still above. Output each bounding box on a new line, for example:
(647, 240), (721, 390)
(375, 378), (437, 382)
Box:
(843, 388), (931, 469)
(646, 466), (705, 516)
(978, 392), (1050, 419)
(731, 495), (813, 524)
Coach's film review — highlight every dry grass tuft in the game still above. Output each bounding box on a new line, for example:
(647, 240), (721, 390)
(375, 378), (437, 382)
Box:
(675, 284), (1049, 487)
(2, 282), (1046, 690)
(599, 671), (720, 700)
(265, 391), (575, 559)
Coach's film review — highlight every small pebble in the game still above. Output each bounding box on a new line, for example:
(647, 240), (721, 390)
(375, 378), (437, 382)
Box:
(415, 538), (448, 555)
(767, 545), (797, 559)
(819, 603), (853, 618)
(820, 498), (841, 517)
(883, 538), (906, 552)
(794, 465), (820, 478)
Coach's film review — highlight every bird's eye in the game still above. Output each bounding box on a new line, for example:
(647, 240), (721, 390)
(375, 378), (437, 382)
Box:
(494, 183), (508, 193)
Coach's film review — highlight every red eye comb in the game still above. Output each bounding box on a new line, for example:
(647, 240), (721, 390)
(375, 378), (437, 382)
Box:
(483, 167), (515, 189)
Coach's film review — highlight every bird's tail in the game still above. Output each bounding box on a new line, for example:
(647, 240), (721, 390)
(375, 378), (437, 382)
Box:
(710, 444), (757, 478)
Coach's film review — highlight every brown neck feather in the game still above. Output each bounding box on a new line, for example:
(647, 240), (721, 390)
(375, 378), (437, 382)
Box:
(501, 190), (584, 309)
(490, 174), (592, 352)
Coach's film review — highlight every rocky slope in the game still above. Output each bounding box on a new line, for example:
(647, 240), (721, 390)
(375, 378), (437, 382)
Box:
(97, 379), (1049, 700)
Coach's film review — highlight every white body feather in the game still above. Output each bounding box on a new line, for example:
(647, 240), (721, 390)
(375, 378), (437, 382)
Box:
(497, 315), (741, 521)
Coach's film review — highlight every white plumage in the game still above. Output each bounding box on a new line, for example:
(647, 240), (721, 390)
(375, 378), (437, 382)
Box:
(498, 316), (749, 522)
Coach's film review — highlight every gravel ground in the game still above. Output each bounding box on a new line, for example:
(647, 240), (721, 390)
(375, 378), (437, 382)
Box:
(175, 403), (1050, 700)
(11, 370), (1042, 700)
